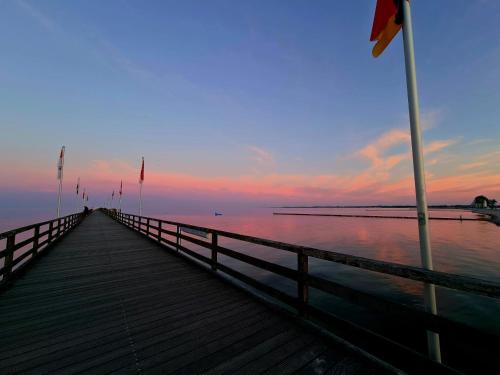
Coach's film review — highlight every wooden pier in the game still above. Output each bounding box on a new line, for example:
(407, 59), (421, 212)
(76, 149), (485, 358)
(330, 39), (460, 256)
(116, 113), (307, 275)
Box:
(0, 211), (384, 374)
(1, 210), (500, 374)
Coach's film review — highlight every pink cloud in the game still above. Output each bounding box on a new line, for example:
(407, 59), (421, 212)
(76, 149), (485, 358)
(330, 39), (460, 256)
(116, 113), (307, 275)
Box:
(0, 130), (497, 205)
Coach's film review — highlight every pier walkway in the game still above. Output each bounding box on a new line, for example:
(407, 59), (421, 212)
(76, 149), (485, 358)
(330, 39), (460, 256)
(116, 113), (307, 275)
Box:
(0, 211), (382, 374)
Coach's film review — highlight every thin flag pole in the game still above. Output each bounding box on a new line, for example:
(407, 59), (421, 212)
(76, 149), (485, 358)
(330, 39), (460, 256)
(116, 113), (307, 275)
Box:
(401, 0), (441, 362)
(57, 178), (63, 218)
(119, 180), (123, 212)
(139, 183), (143, 216)
(139, 157), (144, 216)
(56, 146), (65, 218)
(75, 177), (80, 213)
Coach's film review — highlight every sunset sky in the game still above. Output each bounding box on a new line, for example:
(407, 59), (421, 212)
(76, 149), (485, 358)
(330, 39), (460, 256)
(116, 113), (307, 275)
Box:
(0, 0), (499, 215)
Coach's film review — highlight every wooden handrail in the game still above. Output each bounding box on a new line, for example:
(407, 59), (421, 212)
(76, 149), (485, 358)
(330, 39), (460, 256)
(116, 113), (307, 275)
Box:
(103, 208), (500, 374)
(107, 210), (500, 298)
(0, 211), (86, 285)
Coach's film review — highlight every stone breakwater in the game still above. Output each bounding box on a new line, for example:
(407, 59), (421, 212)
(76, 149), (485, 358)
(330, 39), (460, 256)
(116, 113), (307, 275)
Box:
(472, 209), (500, 226)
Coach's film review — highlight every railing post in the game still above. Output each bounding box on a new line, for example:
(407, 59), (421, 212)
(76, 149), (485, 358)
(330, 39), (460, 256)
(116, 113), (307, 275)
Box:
(57, 218), (61, 238)
(211, 233), (218, 271)
(4, 234), (15, 282)
(298, 250), (309, 316)
(157, 221), (162, 243)
(48, 221), (53, 243)
(176, 225), (180, 252)
(146, 218), (150, 236)
(33, 225), (40, 256)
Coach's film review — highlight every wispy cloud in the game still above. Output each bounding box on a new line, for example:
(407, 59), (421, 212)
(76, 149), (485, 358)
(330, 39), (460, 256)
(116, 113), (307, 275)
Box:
(420, 109), (444, 131)
(15, 0), (56, 31)
(247, 146), (275, 165)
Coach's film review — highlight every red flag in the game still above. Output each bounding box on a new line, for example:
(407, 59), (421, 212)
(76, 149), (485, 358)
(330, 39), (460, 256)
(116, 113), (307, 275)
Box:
(370, 0), (403, 57)
(57, 146), (65, 180)
(140, 157), (144, 184)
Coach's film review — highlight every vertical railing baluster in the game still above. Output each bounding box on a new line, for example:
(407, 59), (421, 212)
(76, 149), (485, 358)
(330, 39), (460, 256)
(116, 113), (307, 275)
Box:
(33, 225), (40, 256)
(298, 250), (309, 316)
(211, 233), (218, 271)
(146, 218), (150, 236)
(158, 221), (162, 243)
(4, 234), (15, 282)
(48, 221), (53, 243)
(176, 225), (180, 252)
(57, 218), (61, 238)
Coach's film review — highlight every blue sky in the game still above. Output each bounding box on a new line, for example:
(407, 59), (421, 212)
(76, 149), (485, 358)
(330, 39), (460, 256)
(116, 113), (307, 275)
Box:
(0, 0), (499, 214)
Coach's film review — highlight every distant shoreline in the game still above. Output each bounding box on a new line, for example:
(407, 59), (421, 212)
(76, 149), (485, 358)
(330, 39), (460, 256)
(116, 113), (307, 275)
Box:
(272, 212), (486, 222)
(273, 205), (472, 209)
(472, 209), (500, 226)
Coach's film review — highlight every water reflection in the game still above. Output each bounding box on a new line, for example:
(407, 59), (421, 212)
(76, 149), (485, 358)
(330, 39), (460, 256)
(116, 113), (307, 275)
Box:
(160, 207), (500, 336)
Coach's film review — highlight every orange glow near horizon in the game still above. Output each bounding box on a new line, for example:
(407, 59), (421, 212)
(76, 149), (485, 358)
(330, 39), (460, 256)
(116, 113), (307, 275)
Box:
(1, 158), (498, 205)
(1, 127), (498, 205)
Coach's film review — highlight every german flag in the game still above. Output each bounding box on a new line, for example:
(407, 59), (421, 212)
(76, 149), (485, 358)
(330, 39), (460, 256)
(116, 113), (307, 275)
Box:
(370, 0), (404, 57)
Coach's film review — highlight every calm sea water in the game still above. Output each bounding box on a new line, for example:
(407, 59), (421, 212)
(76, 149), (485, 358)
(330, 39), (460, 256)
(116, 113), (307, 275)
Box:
(158, 208), (500, 329)
(157, 207), (499, 371)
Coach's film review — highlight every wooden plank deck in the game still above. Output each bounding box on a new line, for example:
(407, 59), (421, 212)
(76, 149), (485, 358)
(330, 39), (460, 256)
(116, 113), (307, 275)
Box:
(0, 211), (387, 375)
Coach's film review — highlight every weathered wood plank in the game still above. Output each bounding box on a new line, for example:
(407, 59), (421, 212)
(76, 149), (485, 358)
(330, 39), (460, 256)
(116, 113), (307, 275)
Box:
(0, 211), (384, 375)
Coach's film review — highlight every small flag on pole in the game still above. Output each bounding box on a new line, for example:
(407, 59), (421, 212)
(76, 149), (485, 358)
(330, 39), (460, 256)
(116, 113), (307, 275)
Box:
(370, 0), (403, 57)
(112, 190), (115, 200)
(140, 157), (145, 184)
(82, 189), (86, 200)
(86, 195), (89, 202)
(369, 0), (441, 361)
(76, 178), (80, 195)
(139, 157), (144, 216)
(57, 146), (65, 180)
(119, 180), (123, 197)
(56, 146), (65, 218)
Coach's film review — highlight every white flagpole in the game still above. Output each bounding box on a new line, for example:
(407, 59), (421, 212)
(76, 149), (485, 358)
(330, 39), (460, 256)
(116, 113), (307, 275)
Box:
(139, 157), (144, 216)
(139, 183), (143, 216)
(56, 146), (65, 218)
(401, 0), (441, 362)
(119, 181), (123, 212)
(57, 178), (62, 218)
(75, 178), (80, 213)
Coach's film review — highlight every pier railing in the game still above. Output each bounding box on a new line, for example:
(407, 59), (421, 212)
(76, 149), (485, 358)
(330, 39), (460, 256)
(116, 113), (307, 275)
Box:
(0, 212), (85, 285)
(104, 209), (500, 374)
